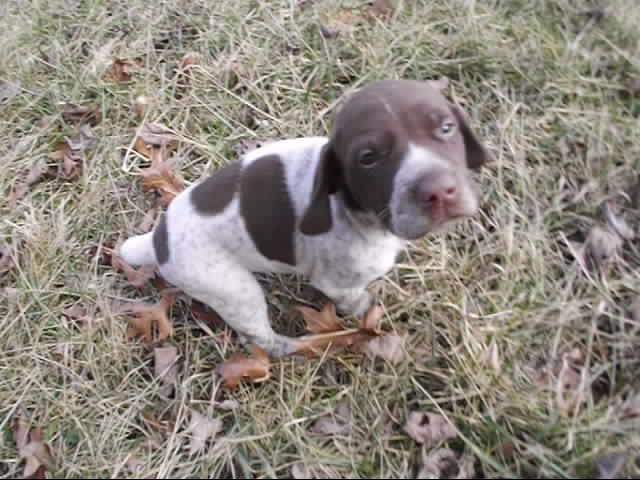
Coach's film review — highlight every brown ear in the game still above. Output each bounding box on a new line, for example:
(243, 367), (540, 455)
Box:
(450, 103), (492, 170)
(299, 143), (340, 235)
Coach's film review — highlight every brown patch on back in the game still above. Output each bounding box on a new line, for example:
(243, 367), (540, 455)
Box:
(190, 161), (242, 215)
(239, 154), (297, 266)
(153, 212), (170, 265)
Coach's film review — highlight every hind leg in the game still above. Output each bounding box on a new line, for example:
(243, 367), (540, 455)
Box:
(161, 253), (297, 358)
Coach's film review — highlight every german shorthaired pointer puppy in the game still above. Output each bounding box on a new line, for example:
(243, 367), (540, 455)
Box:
(119, 78), (491, 357)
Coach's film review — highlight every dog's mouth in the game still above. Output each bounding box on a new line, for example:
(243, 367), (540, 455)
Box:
(388, 182), (479, 240)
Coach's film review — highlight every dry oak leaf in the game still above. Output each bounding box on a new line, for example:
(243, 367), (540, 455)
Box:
(133, 122), (179, 159)
(48, 126), (96, 180)
(61, 103), (102, 126)
(109, 247), (158, 288)
(109, 57), (143, 82)
(367, 0), (394, 21)
(404, 412), (457, 448)
(417, 448), (476, 479)
(140, 150), (185, 208)
(216, 344), (271, 390)
(364, 333), (405, 364)
(291, 303), (385, 358)
(310, 399), (352, 436)
(8, 160), (49, 204)
(13, 413), (55, 479)
(294, 302), (343, 334)
(119, 289), (177, 345)
(154, 344), (178, 394)
(186, 409), (223, 455)
(175, 52), (200, 98)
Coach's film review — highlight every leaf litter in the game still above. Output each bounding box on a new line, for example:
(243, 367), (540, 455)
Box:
(310, 398), (353, 436)
(114, 289), (178, 345)
(404, 412), (457, 448)
(186, 409), (223, 455)
(216, 344), (271, 390)
(12, 409), (55, 479)
(132, 123), (185, 208)
(291, 302), (404, 362)
(154, 344), (179, 395)
(417, 448), (476, 479)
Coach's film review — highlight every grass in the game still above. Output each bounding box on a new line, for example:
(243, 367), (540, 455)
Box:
(1, 0), (640, 478)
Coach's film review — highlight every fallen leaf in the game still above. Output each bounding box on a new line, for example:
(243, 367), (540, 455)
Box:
(109, 57), (142, 82)
(48, 126), (97, 181)
(154, 344), (178, 395)
(0, 79), (20, 103)
(12, 413), (55, 479)
(0, 240), (18, 275)
(364, 334), (405, 364)
(596, 451), (628, 479)
(624, 78), (640, 97)
(175, 52), (200, 98)
(417, 448), (475, 479)
(120, 289), (177, 345)
(601, 199), (635, 241)
(62, 304), (93, 327)
(110, 249), (158, 288)
(581, 226), (623, 271)
(140, 149), (185, 208)
(620, 391), (640, 419)
(133, 123), (178, 159)
(360, 303), (384, 332)
(61, 103), (102, 126)
(216, 344), (271, 390)
(125, 455), (145, 476)
(367, 0), (394, 20)
(291, 462), (310, 479)
(13, 410), (30, 451)
(8, 160), (50, 204)
(555, 349), (585, 416)
(186, 409), (223, 455)
(3, 286), (19, 301)
(311, 399), (352, 435)
(404, 412), (457, 447)
(294, 303), (343, 334)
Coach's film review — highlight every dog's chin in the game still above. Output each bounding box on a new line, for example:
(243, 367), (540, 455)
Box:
(390, 210), (470, 240)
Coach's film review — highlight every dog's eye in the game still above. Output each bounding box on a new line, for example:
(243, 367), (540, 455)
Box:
(438, 120), (456, 137)
(358, 149), (378, 167)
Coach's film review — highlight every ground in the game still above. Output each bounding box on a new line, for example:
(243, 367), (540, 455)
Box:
(1, 0), (640, 478)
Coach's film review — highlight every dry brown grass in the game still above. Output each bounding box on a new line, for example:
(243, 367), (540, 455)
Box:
(1, 0), (640, 478)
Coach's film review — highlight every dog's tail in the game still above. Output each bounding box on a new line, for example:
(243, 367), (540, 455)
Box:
(118, 232), (156, 267)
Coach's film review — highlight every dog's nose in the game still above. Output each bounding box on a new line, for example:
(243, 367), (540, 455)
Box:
(415, 170), (459, 213)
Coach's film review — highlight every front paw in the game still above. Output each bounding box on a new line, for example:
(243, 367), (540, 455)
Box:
(336, 290), (373, 318)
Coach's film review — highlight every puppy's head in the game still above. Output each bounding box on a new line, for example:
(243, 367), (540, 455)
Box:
(300, 78), (491, 239)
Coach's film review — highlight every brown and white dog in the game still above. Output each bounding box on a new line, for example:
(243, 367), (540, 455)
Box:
(118, 78), (491, 357)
